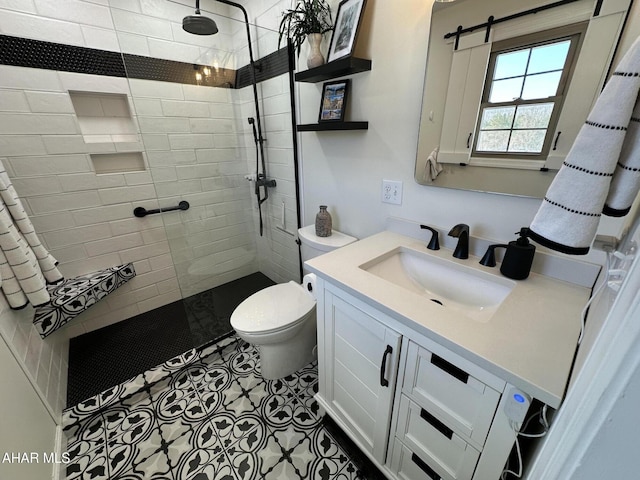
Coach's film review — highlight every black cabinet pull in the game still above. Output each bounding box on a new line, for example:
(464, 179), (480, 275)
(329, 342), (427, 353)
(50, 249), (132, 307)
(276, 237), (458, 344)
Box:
(420, 408), (454, 440)
(431, 354), (469, 384)
(466, 132), (473, 149)
(380, 345), (393, 387)
(411, 453), (441, 480)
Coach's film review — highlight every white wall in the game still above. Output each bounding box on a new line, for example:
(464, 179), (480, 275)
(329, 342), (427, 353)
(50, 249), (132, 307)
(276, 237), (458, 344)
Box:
(0, 334), (59, 480)
(0, 296), (67, 418)
(568, 357), (640, 479)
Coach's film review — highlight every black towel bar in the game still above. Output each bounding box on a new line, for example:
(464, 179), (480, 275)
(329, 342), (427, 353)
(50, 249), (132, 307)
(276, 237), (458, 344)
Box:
(134, 201), (190, 218)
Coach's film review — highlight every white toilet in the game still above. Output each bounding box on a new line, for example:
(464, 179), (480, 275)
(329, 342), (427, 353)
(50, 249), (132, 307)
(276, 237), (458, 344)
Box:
(230, 225), (357, 379)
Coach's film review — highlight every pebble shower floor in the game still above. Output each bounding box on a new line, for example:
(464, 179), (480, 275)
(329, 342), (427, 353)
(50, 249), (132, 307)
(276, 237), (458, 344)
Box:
(62, 335), (371, 480)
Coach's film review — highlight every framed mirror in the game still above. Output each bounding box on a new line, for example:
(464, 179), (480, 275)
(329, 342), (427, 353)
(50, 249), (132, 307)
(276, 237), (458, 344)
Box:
(415, 0), (632, 197)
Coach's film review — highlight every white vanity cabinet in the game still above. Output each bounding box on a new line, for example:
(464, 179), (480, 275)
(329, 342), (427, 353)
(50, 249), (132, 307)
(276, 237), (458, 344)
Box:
(317, 284), (402, 463)
(315, 280), (524, 480)
(309, 230), (594, 480)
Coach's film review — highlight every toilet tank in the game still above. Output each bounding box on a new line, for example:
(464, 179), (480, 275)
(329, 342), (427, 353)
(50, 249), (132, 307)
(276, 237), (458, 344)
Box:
(298, 225), (357, 264)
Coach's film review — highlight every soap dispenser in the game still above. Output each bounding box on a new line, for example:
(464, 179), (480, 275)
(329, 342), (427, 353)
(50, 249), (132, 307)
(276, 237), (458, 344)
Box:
(500, 228), (536, 280)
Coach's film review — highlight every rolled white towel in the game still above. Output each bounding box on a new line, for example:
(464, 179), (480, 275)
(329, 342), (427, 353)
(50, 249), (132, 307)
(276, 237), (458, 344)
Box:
(529, 35), (640, 254)
(0, 160), (63, 308)
(604, 100), (640, 216)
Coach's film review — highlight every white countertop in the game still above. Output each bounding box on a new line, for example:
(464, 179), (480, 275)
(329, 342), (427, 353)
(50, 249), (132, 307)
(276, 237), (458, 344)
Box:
(305, 230), (593, 408)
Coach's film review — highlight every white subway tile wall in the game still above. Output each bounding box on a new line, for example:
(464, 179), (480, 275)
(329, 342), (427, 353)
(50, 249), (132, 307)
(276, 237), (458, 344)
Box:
(0, 297), (68, 418)
(0, 0), (298, 416)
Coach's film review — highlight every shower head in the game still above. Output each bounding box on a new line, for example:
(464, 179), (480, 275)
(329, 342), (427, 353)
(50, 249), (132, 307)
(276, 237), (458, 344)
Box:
(183, 0), (218, 35)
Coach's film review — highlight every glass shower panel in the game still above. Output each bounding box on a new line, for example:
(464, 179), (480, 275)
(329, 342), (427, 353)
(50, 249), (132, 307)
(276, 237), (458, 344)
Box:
(233, 20), (301, 286)
(110, 0), (299, 318)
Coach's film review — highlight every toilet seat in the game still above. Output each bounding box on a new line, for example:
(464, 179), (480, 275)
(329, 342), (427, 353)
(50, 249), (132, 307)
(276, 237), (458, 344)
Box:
(230, 281), (315, 335)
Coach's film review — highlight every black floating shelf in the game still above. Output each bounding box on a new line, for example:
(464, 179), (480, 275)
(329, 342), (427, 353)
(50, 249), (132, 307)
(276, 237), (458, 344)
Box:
(297, 121), (369, 132)
(295, 57), (372, 83)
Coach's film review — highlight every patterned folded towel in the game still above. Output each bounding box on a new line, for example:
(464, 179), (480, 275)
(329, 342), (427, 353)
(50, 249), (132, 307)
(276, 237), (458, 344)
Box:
(529, 35), (640, 254)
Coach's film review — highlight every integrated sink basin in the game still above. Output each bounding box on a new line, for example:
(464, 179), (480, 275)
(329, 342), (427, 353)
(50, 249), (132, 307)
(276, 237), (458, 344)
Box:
(359, 246), (515, 321)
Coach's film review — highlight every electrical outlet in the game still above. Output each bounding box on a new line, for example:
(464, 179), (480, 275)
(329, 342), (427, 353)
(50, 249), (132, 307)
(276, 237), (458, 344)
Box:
(382, 180), (403, 205)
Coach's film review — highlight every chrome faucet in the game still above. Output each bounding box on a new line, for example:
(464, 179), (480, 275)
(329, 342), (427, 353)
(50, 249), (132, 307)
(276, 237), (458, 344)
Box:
(448, 224), (469, 259)
(420, 224), (440, 250)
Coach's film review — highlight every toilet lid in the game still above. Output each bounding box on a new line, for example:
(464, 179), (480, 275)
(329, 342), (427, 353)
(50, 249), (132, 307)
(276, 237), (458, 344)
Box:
(230, 281), (316, 334)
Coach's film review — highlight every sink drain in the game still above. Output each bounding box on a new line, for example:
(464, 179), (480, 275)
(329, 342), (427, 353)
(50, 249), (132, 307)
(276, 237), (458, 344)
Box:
(430, 299), (444, 306)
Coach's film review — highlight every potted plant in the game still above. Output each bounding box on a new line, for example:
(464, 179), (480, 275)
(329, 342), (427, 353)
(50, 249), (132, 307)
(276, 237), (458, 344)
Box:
(278, 0), (333, 69)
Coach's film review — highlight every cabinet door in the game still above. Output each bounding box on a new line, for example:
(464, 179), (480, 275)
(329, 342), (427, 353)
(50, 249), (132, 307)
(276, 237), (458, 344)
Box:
(321, 291), (401, 463)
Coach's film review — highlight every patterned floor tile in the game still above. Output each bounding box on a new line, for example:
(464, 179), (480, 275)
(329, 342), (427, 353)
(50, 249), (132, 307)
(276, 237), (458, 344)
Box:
(66, 447), (110, 480)
(221, 422), (269, 480)
(66, 335), (380, 480)
(117, 449), (173, 479)
(309, 428), (353, 480)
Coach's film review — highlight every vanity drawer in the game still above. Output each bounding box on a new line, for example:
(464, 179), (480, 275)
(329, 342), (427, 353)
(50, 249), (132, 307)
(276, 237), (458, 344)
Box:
(395, 395), (480, 480)
(403, 341), (502, 446)
(390, 439), (468, 480)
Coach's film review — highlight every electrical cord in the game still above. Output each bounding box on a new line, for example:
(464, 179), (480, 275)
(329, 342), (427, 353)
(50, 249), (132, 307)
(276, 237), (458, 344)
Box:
(501, 428), (523, 480)
(501, 406), (550, 479)
(518, 405), (550, 438)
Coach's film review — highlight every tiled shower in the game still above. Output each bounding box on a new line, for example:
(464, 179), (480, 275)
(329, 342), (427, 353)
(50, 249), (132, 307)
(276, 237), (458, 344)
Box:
(0, 0), (300, 418)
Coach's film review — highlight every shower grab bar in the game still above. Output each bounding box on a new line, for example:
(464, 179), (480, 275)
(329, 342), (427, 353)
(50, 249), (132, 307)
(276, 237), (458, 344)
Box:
(133, 201), (190, 218)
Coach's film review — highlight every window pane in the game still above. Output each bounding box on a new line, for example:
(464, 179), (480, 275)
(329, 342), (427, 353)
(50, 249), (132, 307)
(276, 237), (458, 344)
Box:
(508, 130), (546, 153)
(528, 41), (570, 74)
(480, 106), (515, 130)
(494, 50), (530, 79)
(477, 131), (510, 152)
(489, 77), (524, 103)
(513, 103), (554, 128)
(522, 71), (562, 100)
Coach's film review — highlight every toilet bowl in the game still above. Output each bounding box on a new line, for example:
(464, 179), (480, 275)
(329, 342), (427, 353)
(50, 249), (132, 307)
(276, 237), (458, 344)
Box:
(230, 225), (357, 379)
(231, 281), (316, 379)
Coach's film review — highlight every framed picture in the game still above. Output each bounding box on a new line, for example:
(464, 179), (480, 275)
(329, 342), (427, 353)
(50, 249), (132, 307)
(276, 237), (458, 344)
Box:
(318, 79), (350, 122)
(327, 0), (367, 62)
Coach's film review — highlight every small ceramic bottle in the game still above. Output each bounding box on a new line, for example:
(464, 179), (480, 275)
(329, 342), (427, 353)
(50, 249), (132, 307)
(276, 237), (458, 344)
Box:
(315, 205), (332, 237)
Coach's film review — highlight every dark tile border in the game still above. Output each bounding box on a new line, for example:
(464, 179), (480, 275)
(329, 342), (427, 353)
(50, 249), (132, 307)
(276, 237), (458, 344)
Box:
(0, 34), (289, 88)
(0, 34), (126, 77)
(236, 47), (290, 88)
(122, 53), (236, 87)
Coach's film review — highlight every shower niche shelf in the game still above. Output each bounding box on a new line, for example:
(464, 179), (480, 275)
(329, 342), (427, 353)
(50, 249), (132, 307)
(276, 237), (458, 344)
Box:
(295, 56), (371, 132)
